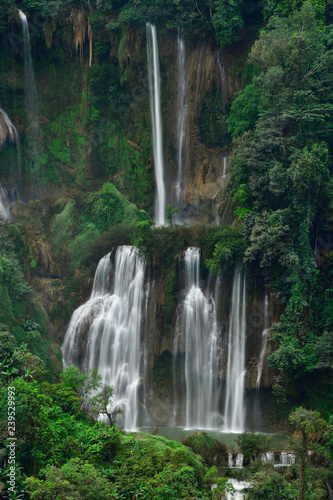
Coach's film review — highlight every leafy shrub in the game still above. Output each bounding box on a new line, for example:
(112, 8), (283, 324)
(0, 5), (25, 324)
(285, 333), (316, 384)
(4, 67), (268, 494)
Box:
(247, 471), (297, 499)
(235, 431), (271, 466)
(183, 432), (228, 466)
(213, 0), (244, 47)
(228, 84), (260, 139)
(26, 459), (114, 500)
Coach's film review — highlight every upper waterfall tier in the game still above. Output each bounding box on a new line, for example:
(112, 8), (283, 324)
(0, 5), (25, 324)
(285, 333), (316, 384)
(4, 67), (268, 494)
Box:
(146, 22), (166, 226)
(18, 9), (41, 193)
(62, 246), (145, 431)
(174, 29), (187, 223)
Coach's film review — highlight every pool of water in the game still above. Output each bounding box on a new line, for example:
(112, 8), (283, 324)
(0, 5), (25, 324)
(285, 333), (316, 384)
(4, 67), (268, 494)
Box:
(138, 427), (288, 450)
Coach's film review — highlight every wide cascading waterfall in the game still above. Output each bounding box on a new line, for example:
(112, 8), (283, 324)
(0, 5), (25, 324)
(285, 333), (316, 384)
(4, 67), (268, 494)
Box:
(0, 108), (21, 212)
(0, 108), (19, 147)
(62, 246), (145, 431)
(224, 267), (246, 432)
(182, 247), (221, 429)
(0, 186), (11, 221)
(256, 288), (270, 388)
(18, 10), (40, 190)
(174, 29), (187, 222)
(146, 22), (166, 226)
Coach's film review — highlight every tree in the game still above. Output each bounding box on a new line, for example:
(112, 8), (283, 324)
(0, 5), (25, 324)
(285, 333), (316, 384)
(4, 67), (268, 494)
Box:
(212, 0), (244, 47)
(289, 407), (325, 500)
(60, 366), (102, 406)
(247, 471), (297, 500)
(26, 458), (113, 500)
(167, 204), (180, 228)
(235, 431), (271, 466)
(88, 386), (121, 426)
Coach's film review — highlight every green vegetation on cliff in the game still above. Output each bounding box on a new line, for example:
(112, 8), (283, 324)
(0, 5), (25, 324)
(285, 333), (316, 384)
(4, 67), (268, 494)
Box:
(0, 0), (332, 498)
(225, 2), (333, 408)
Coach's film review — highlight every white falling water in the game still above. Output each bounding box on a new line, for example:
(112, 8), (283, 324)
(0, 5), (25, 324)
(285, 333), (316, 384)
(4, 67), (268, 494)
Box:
(18, 10), (38, 122)
(222, 152), (227, 187)
(0, 186), (11, 221)
(228, 453), (244, 468)
(146, 22), (166, 226)
(174, 29), (187, 222)
(224, 267), (246, 432)
(62, 247), (145, 431)
(18, 10), (40, 190)
(256, 288), (270, 388)
(0, 108), (21, 199)
(275, 452), (296, 466)
(0, 108), (19, 145)
(183, 247), (221, 429)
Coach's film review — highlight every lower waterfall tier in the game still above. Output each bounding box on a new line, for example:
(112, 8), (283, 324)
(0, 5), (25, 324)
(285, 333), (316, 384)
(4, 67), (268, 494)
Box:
(62, 245), (282, 432)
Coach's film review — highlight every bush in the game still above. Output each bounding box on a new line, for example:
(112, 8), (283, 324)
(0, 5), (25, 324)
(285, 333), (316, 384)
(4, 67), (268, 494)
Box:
(247, 471), (297, 500)
(183, 432), (228, 466)
(235, 431), (271, 466)
(26, 459), (114, 500)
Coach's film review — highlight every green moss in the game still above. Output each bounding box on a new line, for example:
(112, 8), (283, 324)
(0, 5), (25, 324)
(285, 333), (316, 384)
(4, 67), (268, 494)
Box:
(151, 351), (174, 398)
(198, 82), (226, 148)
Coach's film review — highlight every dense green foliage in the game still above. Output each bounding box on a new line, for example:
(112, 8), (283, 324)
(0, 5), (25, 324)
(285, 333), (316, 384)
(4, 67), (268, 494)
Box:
(0, 227), (62, 383)
(183, 432), (228, 466)
(235, 431), (271, 466)
(0, 0), (332, 498)
(0, 368), (221, 499)
(225, 2), (333, 405)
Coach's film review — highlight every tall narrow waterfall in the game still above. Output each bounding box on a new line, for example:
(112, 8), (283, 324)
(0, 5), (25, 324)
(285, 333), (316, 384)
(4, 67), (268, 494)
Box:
(182, 248), (221, 429)
(18, 10), (40, 189)
(256, 288), (270, 388)
(19, 11), (38, 122)
(174, 29), (187, 222)
(224, 268), (246, 432)
(146, 23), (166, 226)
(62, 246), (145, 431)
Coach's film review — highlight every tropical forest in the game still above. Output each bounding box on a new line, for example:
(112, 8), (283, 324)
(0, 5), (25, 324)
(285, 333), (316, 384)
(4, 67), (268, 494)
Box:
(0, 0), (332, 498)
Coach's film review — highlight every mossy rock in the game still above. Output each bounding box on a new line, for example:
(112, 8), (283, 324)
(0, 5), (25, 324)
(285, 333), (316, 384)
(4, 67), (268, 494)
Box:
(183, 432), (228, 466)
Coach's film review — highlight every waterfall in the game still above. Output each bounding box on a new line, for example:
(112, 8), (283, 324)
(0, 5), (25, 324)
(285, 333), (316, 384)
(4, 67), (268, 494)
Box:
(0, 186), (11, 221)
(174, 29), (187, 222)
(222, 152), (227, 187)
(62, 246), (145, 431)
(0, 108), (21, 200)
(224, 267), (246, 432)
(182, 247), (221, 429)
(256, 288), (270, 388)
(146, 22), (166, 226)
(0, 108), (19, 146)
(19, 10), (38, 122)
(18, 10), (40, 190)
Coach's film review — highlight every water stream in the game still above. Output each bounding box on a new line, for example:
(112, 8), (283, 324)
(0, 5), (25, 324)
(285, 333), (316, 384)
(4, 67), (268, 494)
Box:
(256, 288), (270, 388)
(146, 23), (166, 226)
(224, 267), (246, 432)
(174, 29), (187, 222)
(181, 248), (221, 429)
(18, 10), (40, 192)
(62, 246), (145, 431)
